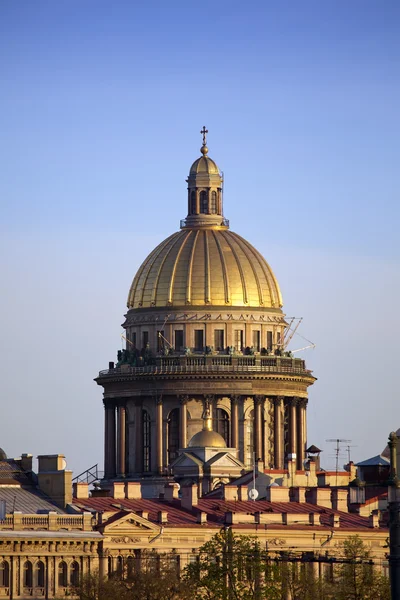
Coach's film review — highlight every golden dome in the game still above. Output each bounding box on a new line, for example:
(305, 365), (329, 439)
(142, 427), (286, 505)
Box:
(127, 229), (283, 309)
(189, 155), (220, 176)
(188, 429), (227, 448)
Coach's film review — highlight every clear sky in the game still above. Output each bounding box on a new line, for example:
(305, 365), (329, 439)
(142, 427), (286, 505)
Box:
(1, 1), (399, 474)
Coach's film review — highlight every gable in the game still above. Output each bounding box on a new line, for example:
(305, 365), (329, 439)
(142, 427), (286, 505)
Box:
(103, 511), (160, 534)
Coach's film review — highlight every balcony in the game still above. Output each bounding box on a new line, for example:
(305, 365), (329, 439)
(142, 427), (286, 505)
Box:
(98, 354), (312, 378)
(0, 513), (94, 531)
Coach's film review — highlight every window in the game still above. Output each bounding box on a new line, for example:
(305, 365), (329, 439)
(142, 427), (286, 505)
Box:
(36, 561), (45, 588)
(190, 191), (196, 213)
(174, 330), (184, 351)
(0, 562), (9, 587)
(276, 330), (282, 347)
(157, 330), (164, 352)
(214, 329), (224, 351)
(58, 562), (67, 587)
(194, 330), (204, 351)
(234, 329), (243, 352)
(126, 556), (135, 579)
(252, 330), (260, 352)
(200, 191), (208, 213)
(131, 332), (137, 348)
(116, 556), (123, 579)
(70, 561), (80, 587)
(143, 410), (151, 472)
(267, 331), (273, 351)
(214, 408), (230, 445)
(142, 331), (149, 349)
(210, 191), (217, 213)
(168, 408), (180, 463)
(23, 561), (33, 588)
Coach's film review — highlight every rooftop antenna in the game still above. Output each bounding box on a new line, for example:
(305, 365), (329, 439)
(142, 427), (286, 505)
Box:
(345, 444), (357, 464)
(326, 438), (351, 486)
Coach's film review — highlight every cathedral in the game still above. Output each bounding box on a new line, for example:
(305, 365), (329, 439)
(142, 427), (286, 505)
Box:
(96, 129), (316, 492)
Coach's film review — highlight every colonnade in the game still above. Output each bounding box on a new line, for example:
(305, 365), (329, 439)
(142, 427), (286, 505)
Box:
(103, 395), (308, 479)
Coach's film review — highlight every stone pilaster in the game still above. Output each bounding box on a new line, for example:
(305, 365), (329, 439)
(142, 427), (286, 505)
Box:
(274, 396), (284, 469)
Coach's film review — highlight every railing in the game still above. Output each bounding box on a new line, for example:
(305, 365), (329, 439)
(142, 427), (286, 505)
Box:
(0, 513), (94, 531)
(98, 355), (311, 378)
(180, 217), (230, 228)
(72, 464), (103, 484)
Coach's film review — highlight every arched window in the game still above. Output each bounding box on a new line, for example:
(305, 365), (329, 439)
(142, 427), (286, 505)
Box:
(214, 408), (230, 446)
(36, 561), (45, 588)
(190, 191), (196, 214)
(200, 191), (208, 213)
(23, 561), (33, 588)
(58, 561), (67, 587)
(0, 561), (9, 587)
(70, 561), (80, 587)
(126, 555), (135, 579)
(246, 410), (254, 467)
(143, 410), (151, 472)
(168, 408), (180, 463)
(210, 191), (217, 214)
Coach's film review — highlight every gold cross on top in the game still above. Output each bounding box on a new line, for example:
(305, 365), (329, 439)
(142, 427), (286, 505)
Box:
(200, 126), (208, 146)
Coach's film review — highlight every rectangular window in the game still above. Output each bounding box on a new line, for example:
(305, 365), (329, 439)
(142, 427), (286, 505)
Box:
(131, 332), (137, 348)
(157, 330), (164, 352)
(142, 331), (149, 349)
(214, 329), (224, 351)
(234, 329), (243, 352)
(276, 330), (282, 347)
(194, 329), (204, 351)
(174, 330), (184, 351)
(267, 331), (272, 351)
(252, 330), (260, 352)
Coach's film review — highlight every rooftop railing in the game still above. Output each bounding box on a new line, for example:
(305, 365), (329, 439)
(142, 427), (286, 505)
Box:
(0, 513), (94, 531)
(98, 355), (312, 378)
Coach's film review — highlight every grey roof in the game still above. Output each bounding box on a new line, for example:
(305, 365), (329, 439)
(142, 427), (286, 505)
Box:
(0, 486), (64, 514)
(356, 454), (390, 467)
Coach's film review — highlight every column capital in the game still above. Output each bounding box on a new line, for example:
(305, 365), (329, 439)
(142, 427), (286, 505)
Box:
(288, 397), (299, 407)
(152, 391), (163, 405)
(179, 394), (189, 405)
(231, 395), (241, 405)
(254, 395), (265, 405)
(273, 396), (284, 406)
(298, 398), (308, 409)
(203, 394), (215, 404)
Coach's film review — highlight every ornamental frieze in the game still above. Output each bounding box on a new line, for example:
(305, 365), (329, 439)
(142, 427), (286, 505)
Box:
(126, 313), (285, 324)
(110, 536), (141, 544)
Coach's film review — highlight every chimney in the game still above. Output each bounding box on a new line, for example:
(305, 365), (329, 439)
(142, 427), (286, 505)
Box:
(238, 485), (249, 501)
(223, 484), (238, 501)
(197, 511), (207, 524)
(265, 486), (290, 503)
(158, 510), (168, 524)
(73, 483), (89, 499)
(125, 482), (141, 500)
(20, 454), (33, 472)
(164, 483), (180, 501)
(369, 510), (380, 528)
(331, 488), (348, 513)
(328, 513), (340, 528)
(112, 482), (125, 499)
(37, 454), (72, 508)
(307, 488), (332, 509)
(137, 510), (149, 520)
(290, 487), (307, 503)
(181, 484), (198, 512)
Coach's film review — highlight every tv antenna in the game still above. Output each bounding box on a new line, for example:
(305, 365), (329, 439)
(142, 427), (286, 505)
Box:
(326, 438), (351, 486)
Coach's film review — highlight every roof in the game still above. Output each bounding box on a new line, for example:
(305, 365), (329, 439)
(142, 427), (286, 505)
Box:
(127, 229), (283, 309)
(356, 455), (390, 467)
(0, 486), (64, 514)
(73, 496), (378, 531)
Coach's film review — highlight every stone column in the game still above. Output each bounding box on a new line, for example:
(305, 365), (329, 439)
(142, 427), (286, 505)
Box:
(274, 396), (283, 469)
(254, 396), (263, 461)
(117, 404), (126, 477)
(104, 401), (109, 477)
(156, 395), (163, 474)
(296, 399), (307, 470)
(134, 401), (143, 473)
(179, 395), (189, 449)
(231, 396), (240, 450)
(289, 398), (298, 457)
(105, 403), (116, 478)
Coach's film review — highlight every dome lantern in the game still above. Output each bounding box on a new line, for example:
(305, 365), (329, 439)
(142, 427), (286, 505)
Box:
(183, 127), (227, 230)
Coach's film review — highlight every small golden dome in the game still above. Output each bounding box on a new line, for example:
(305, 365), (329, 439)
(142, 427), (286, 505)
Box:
(189, 155), (220, 176)
(188, 429), (227, 448)
(127, 229), (283, 309)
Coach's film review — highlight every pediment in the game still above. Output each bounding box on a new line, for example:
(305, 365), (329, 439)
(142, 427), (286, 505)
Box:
(103, 511), (159, 534)
(207, 452), (244, 469)
(170, 452), (204, 468)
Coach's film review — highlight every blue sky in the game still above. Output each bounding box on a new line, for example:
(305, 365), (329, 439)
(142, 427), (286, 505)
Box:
(1, 1), (399, 474)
